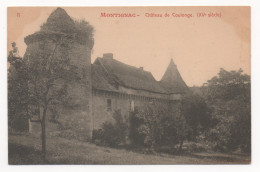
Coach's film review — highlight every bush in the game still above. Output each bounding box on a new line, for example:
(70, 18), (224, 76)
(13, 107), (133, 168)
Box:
(134, 102), (180, 150)
(182, 142), (208, 152)
(128, 99), (211, 152)
(92, 110), (127, 147)
(128, 110), (145, 146)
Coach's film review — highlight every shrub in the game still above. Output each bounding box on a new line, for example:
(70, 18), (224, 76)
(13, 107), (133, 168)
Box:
(135, 102), (179, 150)
(92, 110), (127, 147)
(128, 110), (145, 146)
(129, 99), (211, 152)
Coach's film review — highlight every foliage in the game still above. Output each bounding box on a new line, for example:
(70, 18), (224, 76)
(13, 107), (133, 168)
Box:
(40, 8), (94, 49)
(25, 36), (79, 120)
(8, 54), (29, 131)
(203, 68), (250, 102)
(174, 94), (211, 151)
(40, 8), (76, 34)
(202, 68), (251, 153)
(9, 12), (95, 159)
(134, 103), (179, 150)
(92, 110), (127, 147)
(128, 110), (145, 146)
(74, 20), (94, 48)
(130, 97), (211, 152)
(180, 93), (212, 139)
(23, 35), (82, 160)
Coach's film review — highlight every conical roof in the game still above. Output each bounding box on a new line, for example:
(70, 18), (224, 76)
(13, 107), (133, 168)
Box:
(160, 58), (188, 94)
(40, 7), (76, 33)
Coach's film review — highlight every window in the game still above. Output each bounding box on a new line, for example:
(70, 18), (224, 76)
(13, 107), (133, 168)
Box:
(107, 99), (112, 112)
(130, 100), (135, 112)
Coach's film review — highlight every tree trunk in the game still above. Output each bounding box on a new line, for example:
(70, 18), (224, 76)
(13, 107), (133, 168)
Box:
(41, 108), (47, 161)
(179, 138), (184, 153)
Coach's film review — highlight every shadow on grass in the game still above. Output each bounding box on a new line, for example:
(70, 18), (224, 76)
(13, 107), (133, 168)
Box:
(115, 144), (250, 164)
(176, 152), (251, 164)
(8, 142), (95, 165)
(8, 138), (250, 164)
(9, 143), (45, 165)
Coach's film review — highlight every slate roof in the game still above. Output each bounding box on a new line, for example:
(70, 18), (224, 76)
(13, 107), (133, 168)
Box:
(93, 57), (167, 94)
(92, 56), (189, 94)
(160, 59), (189, 93)
(91, 64), (118, 92)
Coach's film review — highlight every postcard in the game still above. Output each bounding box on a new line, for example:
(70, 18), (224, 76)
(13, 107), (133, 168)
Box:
(7, 6), (251, 165)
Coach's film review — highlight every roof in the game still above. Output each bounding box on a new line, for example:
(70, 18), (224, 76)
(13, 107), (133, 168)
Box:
(24, 8), (76, 45)
(93, 57), (167, 94)
(160, 59), (189, 93)
(91, 64), (118, 92)
(40, 7), (76, 34)
(24, 7), (94, 48)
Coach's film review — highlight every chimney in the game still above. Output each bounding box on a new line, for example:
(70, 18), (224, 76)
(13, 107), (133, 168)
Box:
(103, 53), (113, 60)
(139, 67), (144, 70)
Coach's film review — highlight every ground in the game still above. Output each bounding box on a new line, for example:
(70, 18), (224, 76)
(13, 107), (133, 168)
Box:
(8, 133), (250, 165)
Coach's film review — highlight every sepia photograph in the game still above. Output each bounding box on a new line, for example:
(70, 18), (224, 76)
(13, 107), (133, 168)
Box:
(7, 6), (251, 165)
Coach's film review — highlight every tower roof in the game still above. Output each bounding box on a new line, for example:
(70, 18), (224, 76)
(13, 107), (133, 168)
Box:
(160, 58), (189, 93)
(40, 7), (76, 33)
(24, 7), (94, 48)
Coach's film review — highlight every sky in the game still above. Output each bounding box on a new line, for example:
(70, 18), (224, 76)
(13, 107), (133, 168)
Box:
(7, 7), (250, 86)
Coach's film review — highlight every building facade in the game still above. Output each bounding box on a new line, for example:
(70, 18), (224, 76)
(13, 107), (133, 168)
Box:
(24, 8), (189, 139)
(91, 53), (189, 130)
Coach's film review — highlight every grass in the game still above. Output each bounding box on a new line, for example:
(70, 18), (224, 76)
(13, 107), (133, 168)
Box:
(8, 133), (251, 165)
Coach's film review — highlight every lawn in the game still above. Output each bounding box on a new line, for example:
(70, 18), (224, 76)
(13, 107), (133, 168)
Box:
(8, 133), (250, 165)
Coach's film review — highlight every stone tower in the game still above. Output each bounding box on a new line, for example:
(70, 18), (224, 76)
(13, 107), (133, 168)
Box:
(160, 58), (189, 113)
(24, 8), (94, 138)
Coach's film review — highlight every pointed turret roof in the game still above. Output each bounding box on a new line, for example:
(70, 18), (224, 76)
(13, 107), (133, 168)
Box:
(160, 58), (189, 94)
(40, 7), (76, 33)
(25, 7), (94, 48)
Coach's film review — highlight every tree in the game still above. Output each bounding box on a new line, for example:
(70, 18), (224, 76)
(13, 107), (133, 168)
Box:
(8, 50), (28, 132)
(203, 68), (250, 102)
(177, 93), (211, 152)
(202, 68), (251, 152)
(9, 8), (95, 161)
(136, 102), (178, 151)
(25, 35), (80, 160)
(131, 98), (210, 153)
(129, 110), (146, 146)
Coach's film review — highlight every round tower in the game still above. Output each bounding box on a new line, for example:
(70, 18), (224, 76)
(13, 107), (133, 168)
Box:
(24, 8), (94, 138)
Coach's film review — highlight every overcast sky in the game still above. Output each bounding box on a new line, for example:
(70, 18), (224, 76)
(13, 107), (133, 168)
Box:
(8, 7), (250, 86)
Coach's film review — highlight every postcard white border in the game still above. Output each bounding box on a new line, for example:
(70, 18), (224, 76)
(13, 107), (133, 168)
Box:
(1, 0), (259, 172)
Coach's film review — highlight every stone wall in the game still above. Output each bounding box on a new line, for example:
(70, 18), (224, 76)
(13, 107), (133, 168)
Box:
(91, 88), (181, 130)
(118, 85), (169, 100)
(25, 34), (93, 139)
(92, 91), (130, 130)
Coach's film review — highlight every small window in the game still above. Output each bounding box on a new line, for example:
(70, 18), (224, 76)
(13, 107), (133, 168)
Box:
(107, 99), (112, 112)
(130, 100), (135, 112)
